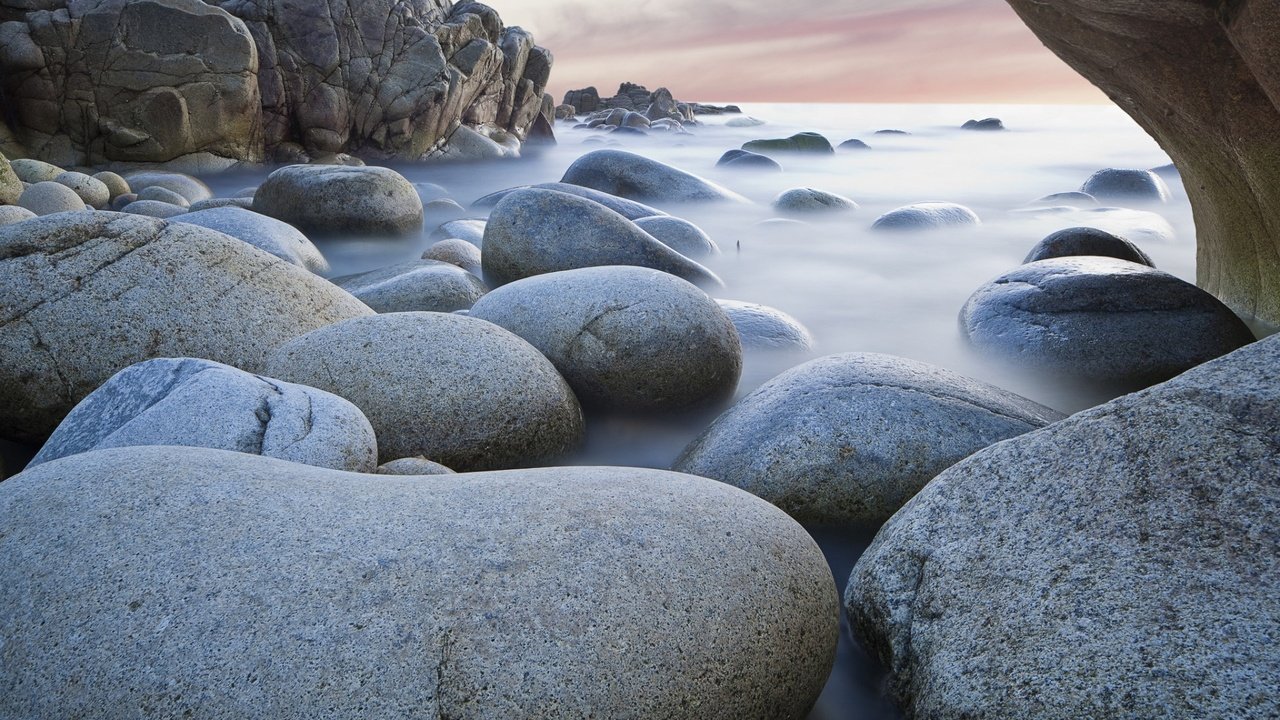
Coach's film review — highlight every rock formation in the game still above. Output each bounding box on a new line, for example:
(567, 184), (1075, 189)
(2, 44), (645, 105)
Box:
(0, 0), (552, 168)
(1003, 0), (1280, 329)
(562, 82), (739, 118)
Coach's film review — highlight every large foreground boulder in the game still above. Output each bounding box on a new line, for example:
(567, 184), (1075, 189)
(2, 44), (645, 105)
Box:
(253, 165), (423, 237)
(0, 446), (838, 719)
(847, 333), (1280, 718)
(562, 149), (749, 205)
(0, 212), (372, 442)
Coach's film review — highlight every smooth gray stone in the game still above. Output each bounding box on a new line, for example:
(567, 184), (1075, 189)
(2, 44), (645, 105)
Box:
(961, 117), (1005, 131)
(674, 352), (1061, 526)
(122, 171), (213, 203)
(716, 299), (813, 351)
(634, 216), (720, 258)
(871, 202), (980, 231)
(482, 188), (722, 288)
(0, 154), (21, 206)
(187, 197), (255, 212)
(961, 256), (1255, 387)
(253, 164), (423, 237)
(1081, 167), (1170, 204)
(470, 266), (741, 413)
(31, 358), (377, 472)
(0, 212), (373, 442)
(472, 182), (667, 220)
(136, 185), (191, 208)
(562, 149), (749, 204)
(175, 206), (329, 272)
(772, 187), (859, 215)
(265, 312), (584, 470)
(422, 239), (483, 277)
(424, 197), (468, 224)
(18, 181), (86, 216)
(428, 218), (487, 247)
(0, 205), (37, 226)
(846, 333), (1280, 719)
(54, 172), (110, 208)
(120, 199), (188, 218)
(110, 193), (138, 211)
(716, 149), (783, 172)
(92, 171), (130, 200)
(838, 139), (871, 151)
(0, 445), (838, 720)
(1024, 226), (1154, 266)
(1027, 190), (1097, 207)
(10, 158), (63, 184)
(332, 259), (486, 313)
(376, 456), (454, 475)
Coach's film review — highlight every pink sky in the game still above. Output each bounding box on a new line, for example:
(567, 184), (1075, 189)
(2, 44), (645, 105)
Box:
(491, 0), (1105, 104)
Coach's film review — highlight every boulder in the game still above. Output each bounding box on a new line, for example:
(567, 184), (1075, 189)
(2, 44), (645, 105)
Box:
(376, 456), (455, 475)
(838, 139), (871, 151)
(429, 218), (487, 247)
(481, 188), (722, 288)
(674, 353), (1061, 526)
(472, 182), (667, 220)
(264, 312), (584, 469)
(18, 182), (86, 216)
(470, 266), (741, 413)
(423, 239), (484, 277)
(716, 300), (814, 351)
(0, 206), (37, 227)
(961, 256), (1255, 388)
(92, 171), (131, 200)
(716, 149), (783, 172)
(773, 188), (859, 215)
(846, 332), (1280, 718)
(123, 171), (213, 204)
(175, 206), (329, 272)
(634, 216), (720, 259)
(725, 116), (766, 127)
(30, 358), (377, 473)
(253, 165), (423, 237)
(871, 202), (981, 231)
(136, 186), (191, 208)
(120, 200), (189, 219)
(0, 446), (837, 719)
(0, 154), (22, 206)
(54, 172), (110, 209)
(562, 149), (749, 205)
(742, 132), (834, 155)
(961, 117), (1005, 131)
(424, 198), (468, 224)
(0, 212), (372, 442)
(1080, 168), (1170, 204)
(1027, 191), (1097, 207)
(10, 159), (63, 184)
(332, 260), (487, 313)
(1024, 226), (1154, 266)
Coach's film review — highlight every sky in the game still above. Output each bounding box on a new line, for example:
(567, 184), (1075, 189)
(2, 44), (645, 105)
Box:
(489, 0), (1106, 104)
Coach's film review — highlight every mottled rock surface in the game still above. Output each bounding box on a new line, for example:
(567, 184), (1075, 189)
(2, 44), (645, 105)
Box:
(716, 300), (814, 351)
(333, 259), (486, 313)
(175, 206), (329, 272)
(253, 165), (423, 237)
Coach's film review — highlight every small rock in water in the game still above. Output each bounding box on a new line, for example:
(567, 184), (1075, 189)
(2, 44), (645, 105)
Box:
(772, 187), (859, 216)
(136, 185), (191, 208)
(871, 202), (980, 231)
(376, 456), (455, 475)
(634, 216), (720, 258)
(716, 300), (814, 351)
(428, 218), (487, 247)
(175, 206), (330, 273)
(837, 138), (871, 151)
(30, 358), (378, 472)
(19, 181), (87, 216)
(742, 132), (834, 155)
(332, 259), (486, 313)
(726, 116), (766, 127)
(674, 352), (1062, 526)
(874, 129), (910, 135)
(961, 117), (1006, 131)
(264, 312), (584, 470)
(562, 149), (749, 204)
(472, 182), (667, 220)
(1024, 226), (1154, 266)
(423, 238), (484, 277)
(253, 164), (424, 237)
(716, 149), (783, 172)
(481, 188), (722, 288)
(423, 197), (468, 224)
(960, 256), (1255, 388)
(120, 199), (188, 219)
(469, 266), (742, 413)
(1026, 191), (1098, 207)
(413, 181), (451, 204)
(1081, 168), (1171, 204)
(122, 171), (212, 204)
(54, 172), (110, 209)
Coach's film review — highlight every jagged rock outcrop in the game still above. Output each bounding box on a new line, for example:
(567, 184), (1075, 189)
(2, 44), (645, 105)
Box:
(562, 82), (740, 120)
(0, 0), (552, 167)
(1003, 0), (1280, 329)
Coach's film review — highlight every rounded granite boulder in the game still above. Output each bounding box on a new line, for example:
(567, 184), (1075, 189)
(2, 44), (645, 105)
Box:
(376, 456), (455, 475)
(633, 216), (720, 259)
(0, 212), (373, 442)
(332, 260), (487, 313)
(871, 202), (980, 231)
(772, 187), (859, 216)
(18, 181), (87, 216)
(472, 182), (668, 220)
(122, 171), (213, 204)
(716, 300), (814, 351)
(0, 445), (838, 720)
(253, 164), (424, 237)
(469, 266), (742, 413)
(561, 149), (749, 204)
(54, 172), (110, 209)
(30, 358), (377, 473)
(175, 206), (329, 273)
(423, 239), (484, 276)
(1080, 168), (1170, 204)
(1023, 226), (1154, 266)
(264, 312), (584, 470)
(716, 149), (783, 172)
(481, 188), (722, 288)
(960, 257), (1255, 387)
(674, 353), (1062, 526)
(0, 206), (36, 227)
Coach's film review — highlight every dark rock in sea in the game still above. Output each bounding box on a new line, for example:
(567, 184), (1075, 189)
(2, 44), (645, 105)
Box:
(1080, 168), (1170, 204)
(717, 149), (783, 172)
(871, 202), (980, 231)
(961, 117), (1006, 131)
(1024, 226), (1154, 266)
(742, 132), (834, 155)
(562, 149), (749, 205)
(838, 139), (871, 151)
(1027, 191), (1098, 207)
(874, 129), (910, 135)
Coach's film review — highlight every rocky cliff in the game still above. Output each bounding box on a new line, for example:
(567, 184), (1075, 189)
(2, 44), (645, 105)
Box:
(0, 0), (551, 169)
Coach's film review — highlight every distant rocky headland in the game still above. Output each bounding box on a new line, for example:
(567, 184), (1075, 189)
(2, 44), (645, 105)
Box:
(558, 82), (741, 121)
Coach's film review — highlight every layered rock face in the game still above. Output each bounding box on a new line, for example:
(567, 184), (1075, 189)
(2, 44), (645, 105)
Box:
(0, 0), (551, 167)
(1003, 0), (1280, 328)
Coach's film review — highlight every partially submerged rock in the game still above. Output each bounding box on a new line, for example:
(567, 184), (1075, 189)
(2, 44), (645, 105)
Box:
(742, 132), (834, 155)
(562, 149), (749, 205)
(871, 202), (980, 231)
(253, 165), (423, 237)
(1024, 226), (1154, 266)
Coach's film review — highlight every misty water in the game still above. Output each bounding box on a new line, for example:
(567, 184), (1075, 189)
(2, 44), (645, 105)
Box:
(209, 102), (1188, 719)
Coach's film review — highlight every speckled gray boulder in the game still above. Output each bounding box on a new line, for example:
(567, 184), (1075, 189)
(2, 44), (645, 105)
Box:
(175, 207), (329, 272)
(120, 200), (189, 218)
(634, 216), (719, 259)
(961, 257), (1255, 388)
(473, 182), (667, 220)
(30, 358), (377, 472)
(674, 353), (1062, 526)
(10, 158), (63, 184)
(0, 212), (373, 442)
(716, 300), (813, 351)
(18, 181), (87, 216)
(0, 154), (21, 206)
(716, 149), (783, 172)
(376, 456), (454, 475)
(423, 239), (483, 277)
(136, 185), (191, 208)
(1024, 226), (1154, 266)
(265, 312), (584, 469)
(188, 197), (255, 212)
(1081, 168), (1170, 204)
(871, 202), (980, 231)
(332, 260), (486, 313)
(427, 218), (487, 247)
(562, 149), (749, 204)
(0, 206), (36, 227)
(773, 188), (859, 216)
(253, 165), (424, 237)
(122, 171), (212, 204)
(0, 445), (837, 719)
(846, 333), (1280, 719)
(470, 266), (741, 413)
(53, 172), (110, 209)
(482, 188), (722, 288)
(92, 171), (130, 200)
